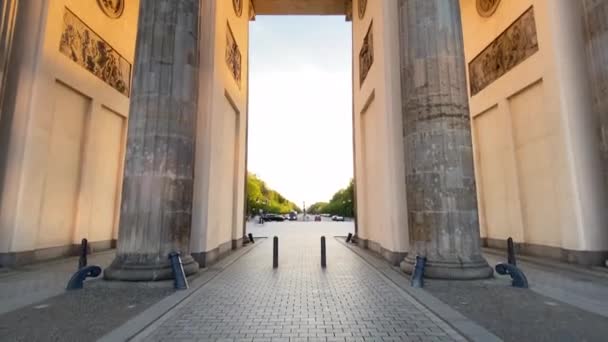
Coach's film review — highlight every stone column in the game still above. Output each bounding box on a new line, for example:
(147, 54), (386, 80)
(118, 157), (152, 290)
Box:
(582, 0), (608, 186)
(0, 0), (19, 120)
(398, 0), (492, 279)
(104, 0), (200, 281)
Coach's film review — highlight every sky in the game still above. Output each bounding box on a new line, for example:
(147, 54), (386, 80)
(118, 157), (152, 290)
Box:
(247, 16), (353, 208)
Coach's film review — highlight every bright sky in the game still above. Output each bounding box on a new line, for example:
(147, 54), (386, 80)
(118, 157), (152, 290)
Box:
(247, 16), (353, 208)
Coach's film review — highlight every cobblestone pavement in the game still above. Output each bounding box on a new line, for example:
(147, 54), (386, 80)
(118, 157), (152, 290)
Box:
(0, 250), (116, 315)
(0, 283), (172, 341)
(136, 222), (465, 342)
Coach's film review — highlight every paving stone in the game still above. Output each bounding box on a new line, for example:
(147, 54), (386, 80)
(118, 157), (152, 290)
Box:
(138, 223), (463, 341)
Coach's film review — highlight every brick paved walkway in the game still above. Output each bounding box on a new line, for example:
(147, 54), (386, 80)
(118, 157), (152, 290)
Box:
(135, 223), (465, 342)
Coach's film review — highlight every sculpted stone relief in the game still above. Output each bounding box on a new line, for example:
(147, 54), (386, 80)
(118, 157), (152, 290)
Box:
(468, 7), (538, 96)
(476, 0), (501, 17)
(233, 0), (243, 17)
(359, 22), (374, 85)
(97, 0), (124, 19)
(59, 8), (131, 96)
(226, 23), (242, 87)
(359, 22), (374, 86)
(358, 0), (367, 19)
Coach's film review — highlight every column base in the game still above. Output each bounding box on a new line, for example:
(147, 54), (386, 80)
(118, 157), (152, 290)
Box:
(400, 255), (493, 280)
(103, 254), (199, 281)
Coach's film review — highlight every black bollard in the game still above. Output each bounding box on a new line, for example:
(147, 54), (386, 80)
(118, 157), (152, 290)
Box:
(168, 252), (189, 290)
(346, 233), (353, 243)
(273, 236), (279, 268)
(248, 233), (255, 243)
(410, 255), (426, 288)
(321, 236), (327, 268)
(507, 237), (516, 266)
(66, 265), (101, 290)
(78, 238), (88, 270)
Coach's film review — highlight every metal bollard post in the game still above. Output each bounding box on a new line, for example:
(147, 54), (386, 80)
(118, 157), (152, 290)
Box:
(248, 233), (255, 243)
(168, 252), (189, 290)
(78, 238), (88, 270)
(273, 236), (279, 268)
(346, 233), (352, 243)
(321, 236), (327, 268)
(507, 237), (516, 266)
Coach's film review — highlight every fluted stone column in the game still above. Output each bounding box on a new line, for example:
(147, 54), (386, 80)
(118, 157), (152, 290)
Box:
(0, 0), (19, 119)
(582, 0), (608, 186)
(398, 0), (492, 279)
(104, 0), (200, 281)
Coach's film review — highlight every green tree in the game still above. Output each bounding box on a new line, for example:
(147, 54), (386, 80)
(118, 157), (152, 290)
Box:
(322, 179), (355, 218)
(307, 202), (328, 214)
(246, 173), (300, 215)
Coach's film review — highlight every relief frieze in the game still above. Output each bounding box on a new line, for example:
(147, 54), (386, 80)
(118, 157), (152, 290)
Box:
(359, 22), (373, 86)
(59, 8), (131, 97)
(468, 7), (538, 96)
(225, 23), (242, 87)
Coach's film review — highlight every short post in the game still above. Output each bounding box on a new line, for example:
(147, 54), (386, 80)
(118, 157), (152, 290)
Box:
(248, 233), (255, 243)
(346, 233), (353, 243)
(507, 237), (516, 266)
(78, 238), (88, 270)
(168, 252), (189, 290)
(321, 236), (327, 268)
(273, 236), (279, 268)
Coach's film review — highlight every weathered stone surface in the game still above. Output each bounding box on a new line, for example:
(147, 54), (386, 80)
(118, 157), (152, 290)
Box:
(104, 0), (200, 281)
(398, 0), (492, 279)
(582, 0), (608, 189)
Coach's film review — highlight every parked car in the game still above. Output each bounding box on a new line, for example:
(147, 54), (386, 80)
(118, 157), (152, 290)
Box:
(263, 214), (285, 222)
(288, 211), (298, 221)
(331, 215), (345, 222)
(314, 215), (322, 222)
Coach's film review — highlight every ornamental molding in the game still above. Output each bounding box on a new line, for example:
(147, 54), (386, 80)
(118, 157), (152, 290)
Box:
(97, 0), (124, 19)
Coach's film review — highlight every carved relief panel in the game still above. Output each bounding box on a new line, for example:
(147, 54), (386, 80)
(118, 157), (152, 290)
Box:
(359, 22), (373, 86)
(233, 0), (243, 17)
(226, 23), (242, 87)
(97, 0), (124, 19)
(358, 0), (367, 19)
(477, 0), (501, 17)
(59, 8), (131, 96)
(469, 7), (538, 96)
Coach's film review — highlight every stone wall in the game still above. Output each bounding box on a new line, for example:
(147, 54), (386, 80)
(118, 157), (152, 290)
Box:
(352, 0), (409, 261)
(0, 0), (138, 265)
(190, 0), (249, 266)
(461, 0), (608, 264)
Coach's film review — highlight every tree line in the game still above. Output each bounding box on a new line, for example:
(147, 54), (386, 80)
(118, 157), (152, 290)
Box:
(307, 179), (355, 218)
(246, 173), (300, 215)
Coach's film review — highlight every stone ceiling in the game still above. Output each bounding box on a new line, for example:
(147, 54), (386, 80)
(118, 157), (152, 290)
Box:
(251, 0), (348, 16)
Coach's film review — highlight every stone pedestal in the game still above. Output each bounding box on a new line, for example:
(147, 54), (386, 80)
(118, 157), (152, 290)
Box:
(398, 0), (492, 279)
(104, 0), (200, 281)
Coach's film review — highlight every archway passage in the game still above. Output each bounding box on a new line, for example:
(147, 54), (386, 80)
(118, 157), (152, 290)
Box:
(103, 0), (491, 281)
